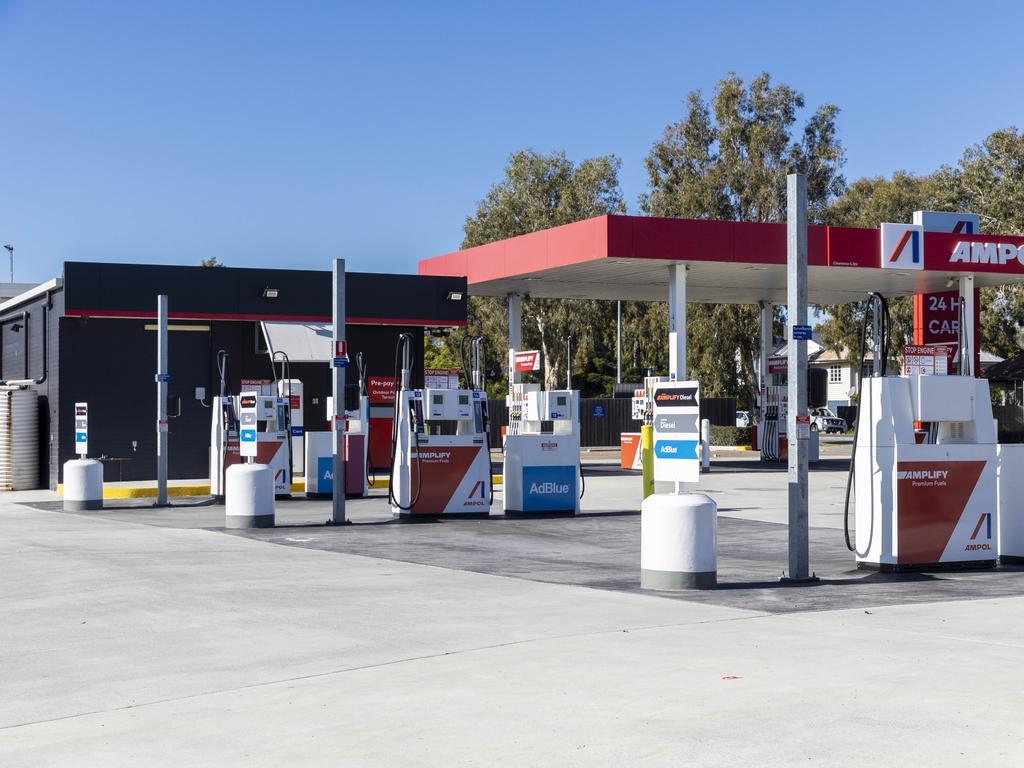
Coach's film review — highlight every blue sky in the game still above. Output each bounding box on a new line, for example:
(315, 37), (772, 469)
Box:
(2, 0), (1023, 283)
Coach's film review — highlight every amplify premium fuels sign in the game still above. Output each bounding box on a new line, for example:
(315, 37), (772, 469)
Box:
(651, 381), (700, 484)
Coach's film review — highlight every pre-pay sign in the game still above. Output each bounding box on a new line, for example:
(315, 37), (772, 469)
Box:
(651, 381), (700, 484)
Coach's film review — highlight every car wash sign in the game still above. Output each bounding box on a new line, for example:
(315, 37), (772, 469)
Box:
(651, 381), (700, 484)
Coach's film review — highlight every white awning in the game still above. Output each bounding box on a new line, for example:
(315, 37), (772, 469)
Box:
(261, 321), (333, 362)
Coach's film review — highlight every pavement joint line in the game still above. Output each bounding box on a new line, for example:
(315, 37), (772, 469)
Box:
(0, 612), (771, 734)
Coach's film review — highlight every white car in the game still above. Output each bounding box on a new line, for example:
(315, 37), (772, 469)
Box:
(735, 410), (751, 428)
(810, 407), (847, 434)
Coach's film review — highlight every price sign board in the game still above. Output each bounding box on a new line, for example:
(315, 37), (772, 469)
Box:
(74, 402), (88, 456)
(651, 380), (701, 483)
(239, 392), (259, 459)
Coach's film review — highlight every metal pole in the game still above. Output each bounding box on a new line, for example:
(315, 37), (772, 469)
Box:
(156, 294), (168, 507)
(958, 275), (975, 376)
(616, 300), (622, 384)
(785, 173), (813, 582)
(668, 265), (686, 381)
(508, 294), (522, 385)
(566, 335), (572, 390)
(332, 258), (347, 524)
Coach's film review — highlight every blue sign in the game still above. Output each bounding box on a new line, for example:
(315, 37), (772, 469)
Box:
(75, 431), (88, 443)
(332, 357), (349, 368)
(154, 373), (171, 383)
(317, 456), (334, 494)
(240, 428), (257, 443)
(792, 324), (812, 341)
(290, 426), (305, 437)
(592, 404), (605, 418)
(522, 465), (576, 512)
(654, 439), (699, 460)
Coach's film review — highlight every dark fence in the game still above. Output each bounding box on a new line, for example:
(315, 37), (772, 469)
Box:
(487, 396), (736, 448)
(994, 404), (1024, 443)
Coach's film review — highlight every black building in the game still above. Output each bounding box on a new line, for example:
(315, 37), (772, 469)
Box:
(0, 261), (467, 488)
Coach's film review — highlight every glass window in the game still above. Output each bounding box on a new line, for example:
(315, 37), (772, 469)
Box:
(829, 364), (842, 383)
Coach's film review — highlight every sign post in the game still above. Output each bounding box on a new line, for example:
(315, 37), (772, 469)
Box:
(239, 393), (258, 460)
(155, 294), (169, 507)
(651, 381), (701, 492)
(74, 402), (88, 457)
(784, 174), (816, 583)
(331, 258), (347, 524)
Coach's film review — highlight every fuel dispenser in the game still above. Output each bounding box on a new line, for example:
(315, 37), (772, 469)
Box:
(210, 351), (293, 498)
(757, 385), (787, 462)
(389, 333), (492, 518)
(306, 352), (371, 498)
(503, 382), (583, 516)
(845, 293), (998, 570)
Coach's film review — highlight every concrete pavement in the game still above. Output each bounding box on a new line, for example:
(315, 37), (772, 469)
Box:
(2, 461), (1023, 765)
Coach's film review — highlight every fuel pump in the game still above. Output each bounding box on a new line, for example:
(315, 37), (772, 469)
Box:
(503, 369), (583, 516)
(389, 333), (491, 518)
(758, 386), (787, 462)
(305, 352), (370, 499)
(844, 293), (998, 570)
(210, 349), (293, 498)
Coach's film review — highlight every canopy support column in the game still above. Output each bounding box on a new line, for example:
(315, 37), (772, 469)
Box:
(668, 265), (687, 381)
(759, 301), (773, 390)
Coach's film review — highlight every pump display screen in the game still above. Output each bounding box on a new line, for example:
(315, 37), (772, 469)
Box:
(433, 395), (443, 405)
(557, 396), (567, 406)
(459, 395), (469, 405)
(239, 395), (257, 409)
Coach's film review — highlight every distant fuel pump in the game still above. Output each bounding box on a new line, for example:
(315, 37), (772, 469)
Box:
(210, 351), (293, 498)
(389, 333), (491, 518)
(503, 370), (583, 516)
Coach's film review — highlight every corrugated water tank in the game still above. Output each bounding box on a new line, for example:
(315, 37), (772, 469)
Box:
(0, 388), (39, 491)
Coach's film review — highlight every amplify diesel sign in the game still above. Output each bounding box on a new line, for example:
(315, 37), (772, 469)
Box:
(651, 381), (701, 484)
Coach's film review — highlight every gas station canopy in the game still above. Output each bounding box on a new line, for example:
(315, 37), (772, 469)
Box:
(418, 215), (1024, 304)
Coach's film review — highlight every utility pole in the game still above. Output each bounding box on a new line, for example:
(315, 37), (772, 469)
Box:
(3, 245), (12, 283)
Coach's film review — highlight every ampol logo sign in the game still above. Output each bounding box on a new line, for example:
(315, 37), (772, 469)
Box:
(881, 223), (923, 270)
(522, 465), (575, 512)
(949, 241), (1024, 267)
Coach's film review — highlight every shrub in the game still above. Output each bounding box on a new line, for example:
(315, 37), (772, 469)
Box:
(710, 425), (751, 446)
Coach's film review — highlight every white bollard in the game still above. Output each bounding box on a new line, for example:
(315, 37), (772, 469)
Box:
(641, 492), (717, 590)
(225, 463), (275, 528)
(701, 418), (711, 473)
(63, 459), (104, 511)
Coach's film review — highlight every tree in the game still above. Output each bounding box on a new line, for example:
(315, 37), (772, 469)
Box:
(642, 72), (845, 405)
(436, 149), (626, 394)
(200, 256), (225, 267)
(819, 129), (1024, 363)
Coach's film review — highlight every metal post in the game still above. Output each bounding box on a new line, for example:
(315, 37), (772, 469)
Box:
(668, 265), (687, 381)
(784, 174), (814, 582)
(332, 258), (347, 524)
(668, 264), (687, 494)
(156, 295), (168, 507)
(616, 300), (622, 384)
(958, 275), (975, 376)
(566, 335), (572, 390)
(759, 301), (772, 391)
(508, 293), (522, 385)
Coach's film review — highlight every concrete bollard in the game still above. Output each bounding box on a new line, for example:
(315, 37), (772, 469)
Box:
(225, 463), (275, 528)
(63, 459), (104, 511)
(641, 492), (717, 590)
